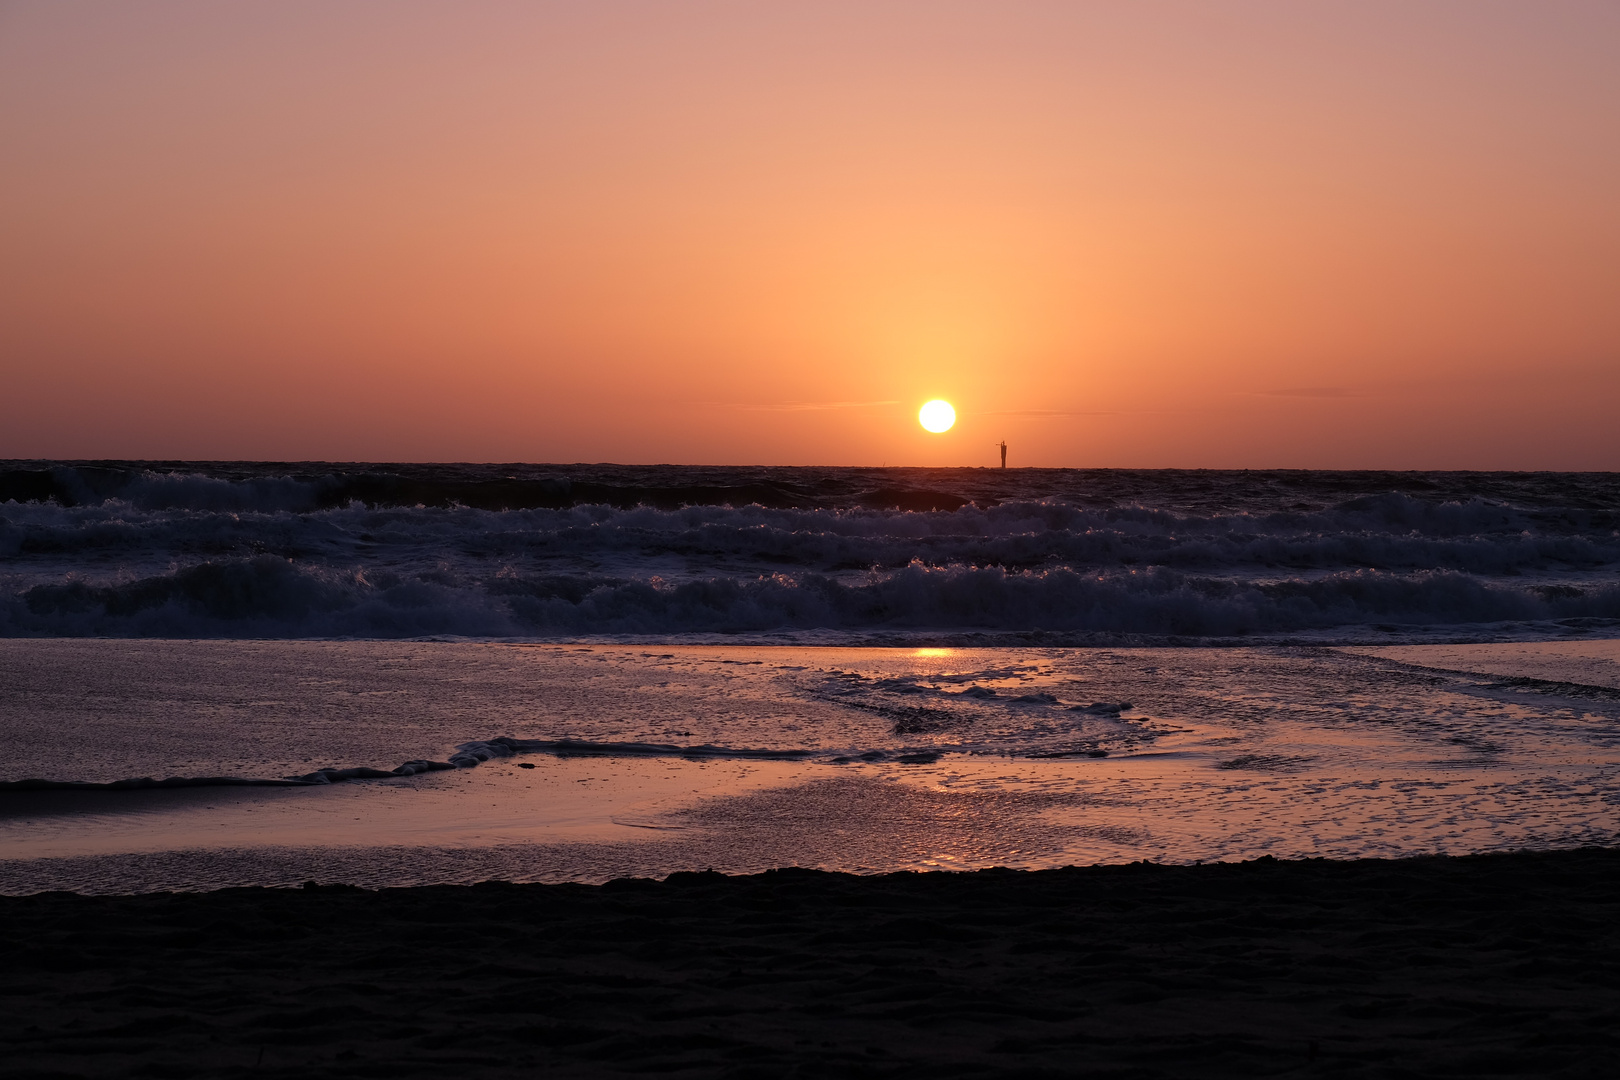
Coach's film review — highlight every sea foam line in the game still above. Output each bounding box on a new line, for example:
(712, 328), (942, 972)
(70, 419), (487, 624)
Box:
(0, 738), (867, 793)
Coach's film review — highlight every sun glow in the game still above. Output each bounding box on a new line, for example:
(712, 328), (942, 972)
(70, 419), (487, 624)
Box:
(918, 400), (956, 433)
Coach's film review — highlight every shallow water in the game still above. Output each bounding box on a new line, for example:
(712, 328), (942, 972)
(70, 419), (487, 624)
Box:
(4, 638), (1618, 892)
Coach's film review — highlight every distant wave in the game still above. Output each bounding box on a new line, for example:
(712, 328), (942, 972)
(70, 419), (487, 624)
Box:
(0, 464), (972, 514)
(5, 462), (1617, 642)
(5, 493), (1618, 575)
(5, 461), (1618, 515)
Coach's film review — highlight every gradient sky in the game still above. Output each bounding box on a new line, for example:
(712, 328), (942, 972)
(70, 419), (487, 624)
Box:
(2, 1), (1617, 467)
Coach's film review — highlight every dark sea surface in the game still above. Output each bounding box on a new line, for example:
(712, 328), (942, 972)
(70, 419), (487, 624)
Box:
(3, 461), (1618, 642)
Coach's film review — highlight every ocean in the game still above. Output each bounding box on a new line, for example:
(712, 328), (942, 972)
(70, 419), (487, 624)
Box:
(3, 461), (1619, 892)
(5, 461), (1619, 642)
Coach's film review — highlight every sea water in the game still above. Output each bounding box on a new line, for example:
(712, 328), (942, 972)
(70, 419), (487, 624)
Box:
(2, 463), (1618, 891)
(5, 462), (1619, 642)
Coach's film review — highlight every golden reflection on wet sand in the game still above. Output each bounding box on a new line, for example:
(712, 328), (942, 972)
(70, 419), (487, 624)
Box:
(3, 639), (1619, 891)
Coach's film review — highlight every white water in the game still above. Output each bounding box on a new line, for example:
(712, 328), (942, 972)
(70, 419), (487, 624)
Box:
(6, 464), (1619, 641)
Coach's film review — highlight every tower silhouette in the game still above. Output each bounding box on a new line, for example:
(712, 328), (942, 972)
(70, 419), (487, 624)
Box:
(999, 441), (1007, 468)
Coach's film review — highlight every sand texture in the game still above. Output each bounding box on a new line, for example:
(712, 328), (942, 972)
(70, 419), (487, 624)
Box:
(5, 849), (1620, 1078)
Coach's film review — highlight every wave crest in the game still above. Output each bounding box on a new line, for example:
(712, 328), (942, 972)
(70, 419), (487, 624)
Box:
(7, 557), (1619, 640)
(7, 463), (1617, 642)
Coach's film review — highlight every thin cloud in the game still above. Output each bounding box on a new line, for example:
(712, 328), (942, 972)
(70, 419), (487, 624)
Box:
(699, 400), (902, 412)
(977, 409), (1120, 418)
(1256, 387), (1367, 399)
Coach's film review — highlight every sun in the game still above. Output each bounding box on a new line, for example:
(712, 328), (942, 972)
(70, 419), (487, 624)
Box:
(918, 399), (956, 433)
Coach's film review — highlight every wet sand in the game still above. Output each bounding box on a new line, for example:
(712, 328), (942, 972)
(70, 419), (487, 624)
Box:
(6, 848), (1620, 1078)
(8, 640), (1620, 893)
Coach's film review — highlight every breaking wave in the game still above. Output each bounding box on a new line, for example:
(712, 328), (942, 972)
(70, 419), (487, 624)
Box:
(4, 462), (1618, 642)
(5, 555), (1619, 640)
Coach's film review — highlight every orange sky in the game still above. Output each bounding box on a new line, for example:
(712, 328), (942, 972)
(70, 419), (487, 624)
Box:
(2, 1), (1617, 467)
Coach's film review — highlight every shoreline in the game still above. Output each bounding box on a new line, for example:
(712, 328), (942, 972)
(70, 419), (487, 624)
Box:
(7, 638), (1620, 890)
(6, 847), (1619, 1077)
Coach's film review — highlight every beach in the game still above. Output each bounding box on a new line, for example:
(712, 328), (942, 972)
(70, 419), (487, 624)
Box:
(6, 849), (1619, 1078)
(10, 642), (1619, 1077)
(5, 465), (1620, 1074)
(5, 639), (1620, 892)
(8, 0), (1620, 1069)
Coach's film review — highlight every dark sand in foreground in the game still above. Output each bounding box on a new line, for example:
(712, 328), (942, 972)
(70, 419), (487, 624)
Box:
(5, 849), (1619, 1078)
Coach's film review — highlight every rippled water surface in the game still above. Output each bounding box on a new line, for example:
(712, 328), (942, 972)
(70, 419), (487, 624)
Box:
(4, 639), (1619, 892)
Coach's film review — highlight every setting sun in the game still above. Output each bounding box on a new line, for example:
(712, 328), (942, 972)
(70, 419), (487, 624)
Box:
(2, 7), (1618, 1062)
(918, 400), (956, 433)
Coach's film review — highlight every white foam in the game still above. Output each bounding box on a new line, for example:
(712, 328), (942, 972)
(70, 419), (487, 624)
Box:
(4, 470), (1618, 641)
